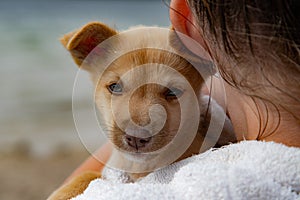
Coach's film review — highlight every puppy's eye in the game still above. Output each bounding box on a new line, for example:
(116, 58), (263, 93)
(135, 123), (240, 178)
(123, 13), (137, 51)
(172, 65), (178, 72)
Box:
(107, 83), (123, 95)
(165, 87), (183, 100)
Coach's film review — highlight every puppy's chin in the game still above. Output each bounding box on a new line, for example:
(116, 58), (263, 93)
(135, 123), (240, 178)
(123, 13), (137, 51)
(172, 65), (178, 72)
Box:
(121, 151), (159, 163)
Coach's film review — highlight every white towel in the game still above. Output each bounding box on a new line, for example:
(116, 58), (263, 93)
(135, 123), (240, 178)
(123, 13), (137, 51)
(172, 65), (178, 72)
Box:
(72, 141), (300, 200)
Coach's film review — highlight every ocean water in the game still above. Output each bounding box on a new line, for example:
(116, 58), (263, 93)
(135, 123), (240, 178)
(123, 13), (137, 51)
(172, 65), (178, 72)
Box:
(0, 0), (169, 157)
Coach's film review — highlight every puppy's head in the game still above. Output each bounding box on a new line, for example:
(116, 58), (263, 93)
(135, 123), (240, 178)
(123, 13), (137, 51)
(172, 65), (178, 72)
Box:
(61, 22), (207, 159)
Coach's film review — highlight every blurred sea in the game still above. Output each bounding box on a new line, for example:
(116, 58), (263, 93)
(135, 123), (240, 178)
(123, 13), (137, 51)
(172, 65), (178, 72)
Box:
(0, 0), (169, 157)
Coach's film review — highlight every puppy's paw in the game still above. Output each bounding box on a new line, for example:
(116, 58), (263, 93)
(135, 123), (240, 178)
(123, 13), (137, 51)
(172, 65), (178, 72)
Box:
(47, 171), (100, 200)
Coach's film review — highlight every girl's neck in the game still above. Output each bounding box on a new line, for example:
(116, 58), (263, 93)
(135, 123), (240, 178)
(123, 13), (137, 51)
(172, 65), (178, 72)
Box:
(225, 83), (300, 147)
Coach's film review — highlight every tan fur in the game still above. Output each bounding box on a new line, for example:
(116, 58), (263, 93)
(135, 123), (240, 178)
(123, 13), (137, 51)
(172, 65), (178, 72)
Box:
(49, 22), (236, 199)
(47, 171), (100, 200)
(95, 49), (203, 153)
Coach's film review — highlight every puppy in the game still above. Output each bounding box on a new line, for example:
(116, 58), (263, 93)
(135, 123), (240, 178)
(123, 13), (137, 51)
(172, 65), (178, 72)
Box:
(48, 22), (236, 199)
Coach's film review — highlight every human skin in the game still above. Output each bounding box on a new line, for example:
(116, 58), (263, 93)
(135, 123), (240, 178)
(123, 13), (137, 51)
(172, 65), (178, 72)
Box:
(65, 0), (300, 182)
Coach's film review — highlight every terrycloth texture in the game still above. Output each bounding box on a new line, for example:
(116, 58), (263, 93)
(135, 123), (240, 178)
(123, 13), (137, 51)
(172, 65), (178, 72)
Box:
(72, 141), (300, 200)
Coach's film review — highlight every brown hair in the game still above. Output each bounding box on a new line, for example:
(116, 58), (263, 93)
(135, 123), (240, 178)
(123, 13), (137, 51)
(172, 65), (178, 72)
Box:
(184, 0), (300, 121)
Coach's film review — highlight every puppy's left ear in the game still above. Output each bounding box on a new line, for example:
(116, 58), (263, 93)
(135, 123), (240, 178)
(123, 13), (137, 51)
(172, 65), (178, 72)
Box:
(169, 27), (216, 78)
(60, 22), (117, 67)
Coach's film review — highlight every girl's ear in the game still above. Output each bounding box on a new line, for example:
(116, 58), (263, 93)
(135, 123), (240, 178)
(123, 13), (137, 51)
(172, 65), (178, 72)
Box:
(60, 22), (117, 66)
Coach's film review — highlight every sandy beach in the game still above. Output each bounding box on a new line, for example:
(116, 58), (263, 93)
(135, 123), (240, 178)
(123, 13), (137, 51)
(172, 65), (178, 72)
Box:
(0, 149), (89, 200)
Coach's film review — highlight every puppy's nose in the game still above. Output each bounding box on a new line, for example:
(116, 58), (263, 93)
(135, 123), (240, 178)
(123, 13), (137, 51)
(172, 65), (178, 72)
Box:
(125, 135), (152, 149)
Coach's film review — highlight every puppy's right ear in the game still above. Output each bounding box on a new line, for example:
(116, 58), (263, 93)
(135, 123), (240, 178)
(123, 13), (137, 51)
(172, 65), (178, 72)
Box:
(60, 22), (117, 66)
